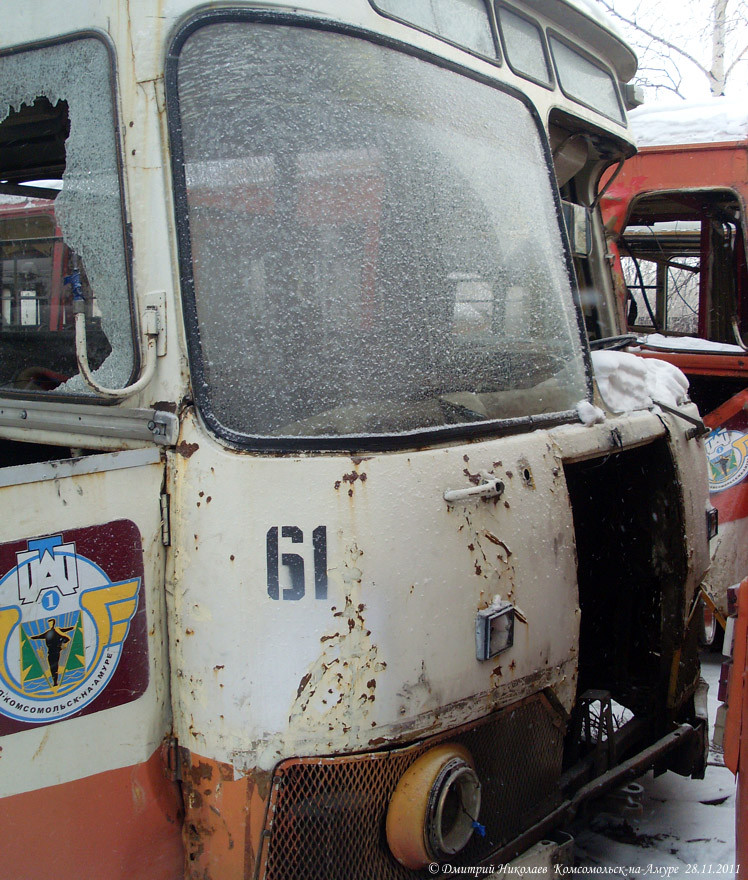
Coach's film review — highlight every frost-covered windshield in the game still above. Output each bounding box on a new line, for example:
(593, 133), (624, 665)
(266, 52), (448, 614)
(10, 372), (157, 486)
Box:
(174, 21), (587, 443)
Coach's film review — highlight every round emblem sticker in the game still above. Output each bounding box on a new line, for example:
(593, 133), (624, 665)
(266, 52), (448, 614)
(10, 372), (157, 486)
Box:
(706, 427), (748, 493)
(0, 534), (140, 724)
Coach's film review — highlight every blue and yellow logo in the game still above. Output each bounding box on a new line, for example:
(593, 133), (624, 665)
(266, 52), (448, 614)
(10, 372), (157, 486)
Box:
(0, 535), (140, 724)
(706, 427), (748, 493)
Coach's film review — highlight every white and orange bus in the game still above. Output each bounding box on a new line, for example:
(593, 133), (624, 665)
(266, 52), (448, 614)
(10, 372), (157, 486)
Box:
(0, 2), (712, 878)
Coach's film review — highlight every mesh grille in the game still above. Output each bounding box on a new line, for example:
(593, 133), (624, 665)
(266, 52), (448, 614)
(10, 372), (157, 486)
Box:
(259, 693), (564, 880)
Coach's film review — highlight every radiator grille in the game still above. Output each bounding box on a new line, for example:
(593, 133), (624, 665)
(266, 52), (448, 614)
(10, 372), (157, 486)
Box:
(259, 693), (564, 880)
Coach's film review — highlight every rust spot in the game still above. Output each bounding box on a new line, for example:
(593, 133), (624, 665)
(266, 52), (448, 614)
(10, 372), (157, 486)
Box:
(230, 555), (235, 562)
(190, 761), (215, 783)
(493, 664), (503, 677)
(463, 468), (481, 486)
(486, 532), (512, 557)
(358, 603), (365, 612)
(251, 767), (274, 801)
(199, 491), (205, 498)
(348, 618), (355, 631)
(369, 736), (388, 746)
(334, 481), (342, 490)
(467, 543), (475, 552)
(214, 665), (224, 671)
(367, 678), (376, 689)
(176, 441), (199, 458)
(320, 633), (339, 642)
(296, 672), (312, 699)
(509, 660), (516, 671)
(506, 470), (513, 478)
(474, 561), (482, 576)
(351, 455), (373, 465)
(493, 461), (502, 468)
(463, 454), (470, 463)
(206, 496), (212, 504)
(186, 628), (194, 636)
(152, 400), (178, 413)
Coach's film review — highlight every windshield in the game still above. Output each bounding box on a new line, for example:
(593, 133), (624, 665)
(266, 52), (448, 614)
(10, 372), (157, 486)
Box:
(173, 20), (588, 445)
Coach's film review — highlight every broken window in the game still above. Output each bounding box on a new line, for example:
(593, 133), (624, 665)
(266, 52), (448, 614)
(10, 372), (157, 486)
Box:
(0, 37), (134, 395)
(619, 189), (748, 343)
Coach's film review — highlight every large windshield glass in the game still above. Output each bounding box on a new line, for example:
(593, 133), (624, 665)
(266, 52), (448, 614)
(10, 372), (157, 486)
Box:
(173, 21), (588, 444)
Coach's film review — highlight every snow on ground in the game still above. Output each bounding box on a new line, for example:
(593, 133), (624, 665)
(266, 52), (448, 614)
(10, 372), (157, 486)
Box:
(575, 653), (737, 877)
(630, 98), (748, 147)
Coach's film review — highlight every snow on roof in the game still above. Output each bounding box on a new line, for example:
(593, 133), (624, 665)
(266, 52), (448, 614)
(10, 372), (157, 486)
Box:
(637, 333), (745, 353)
(629, 97), (748, 147)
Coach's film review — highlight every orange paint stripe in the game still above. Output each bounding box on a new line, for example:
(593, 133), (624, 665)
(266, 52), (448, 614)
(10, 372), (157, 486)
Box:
(703, 388), (748, 430)
(0, 745), (183, 880)
(180, 750), (271, 880)
(725, 579), (748, 774)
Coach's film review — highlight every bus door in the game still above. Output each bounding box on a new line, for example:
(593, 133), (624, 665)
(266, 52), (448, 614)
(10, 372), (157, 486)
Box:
(0, 34), (182, 878)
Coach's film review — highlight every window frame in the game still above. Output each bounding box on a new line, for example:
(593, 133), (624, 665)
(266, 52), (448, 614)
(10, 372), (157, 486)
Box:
(0, 31), (138, 404)
(165, 8), (593, 453)
(547, 29), (626, 126)
(494, 2), (555, 91)
(368, 0), (503, 65)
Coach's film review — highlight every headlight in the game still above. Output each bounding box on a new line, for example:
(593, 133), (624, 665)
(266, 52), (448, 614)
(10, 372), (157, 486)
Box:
(386, 743), (482, 870)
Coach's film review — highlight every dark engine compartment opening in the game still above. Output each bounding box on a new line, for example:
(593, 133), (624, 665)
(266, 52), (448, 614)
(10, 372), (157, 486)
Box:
(562, 438), (697, 779)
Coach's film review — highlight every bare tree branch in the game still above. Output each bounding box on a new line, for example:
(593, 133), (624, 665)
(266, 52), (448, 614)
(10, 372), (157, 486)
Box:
(597, 0), (709, 77)
(595, 0), (748, 99)
(725, 41), (748, 77)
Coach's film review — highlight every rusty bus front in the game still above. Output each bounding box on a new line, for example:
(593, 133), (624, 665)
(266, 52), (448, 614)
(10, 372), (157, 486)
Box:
(0, 2), (711, 878)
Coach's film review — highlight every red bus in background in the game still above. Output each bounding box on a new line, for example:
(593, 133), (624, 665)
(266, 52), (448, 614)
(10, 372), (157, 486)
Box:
(600, 99), (748, 646)
(0, 191), (102, 390)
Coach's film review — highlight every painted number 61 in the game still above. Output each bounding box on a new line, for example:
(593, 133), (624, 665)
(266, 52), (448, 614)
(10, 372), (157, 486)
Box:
(266, 526), (327, 601)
